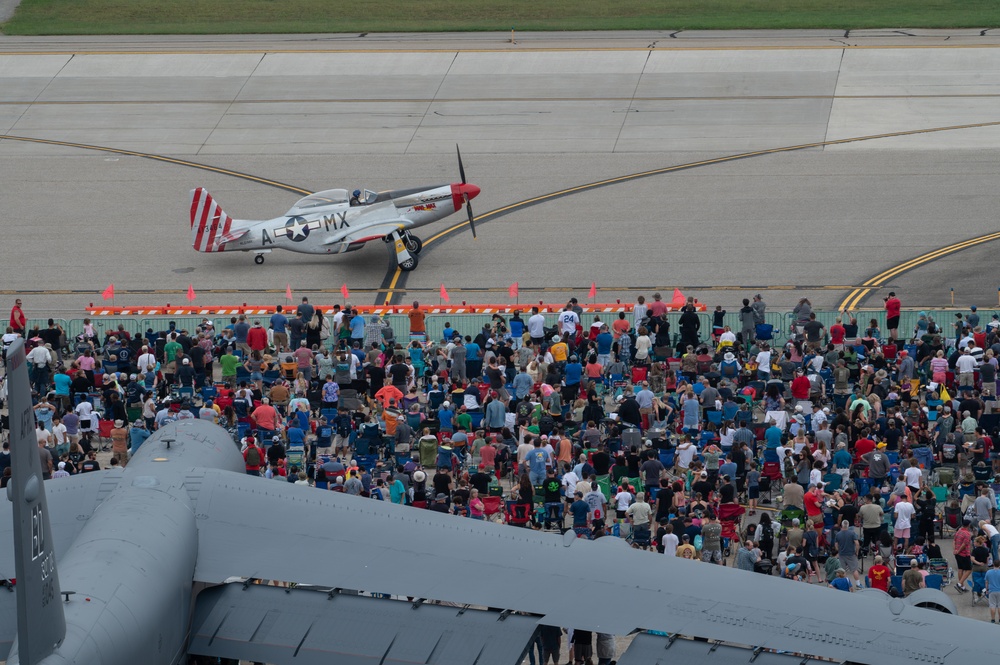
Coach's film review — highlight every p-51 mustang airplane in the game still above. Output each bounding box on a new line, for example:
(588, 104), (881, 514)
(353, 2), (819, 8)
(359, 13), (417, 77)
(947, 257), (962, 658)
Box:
(189, 147), (480, 271)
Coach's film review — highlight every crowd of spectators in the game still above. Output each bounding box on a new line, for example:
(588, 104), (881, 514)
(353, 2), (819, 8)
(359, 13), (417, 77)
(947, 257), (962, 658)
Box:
(5, 290), (1000, 625)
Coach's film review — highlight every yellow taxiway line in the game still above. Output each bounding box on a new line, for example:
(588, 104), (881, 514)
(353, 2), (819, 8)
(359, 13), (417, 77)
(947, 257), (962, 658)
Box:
(381, 119), (1000, 305)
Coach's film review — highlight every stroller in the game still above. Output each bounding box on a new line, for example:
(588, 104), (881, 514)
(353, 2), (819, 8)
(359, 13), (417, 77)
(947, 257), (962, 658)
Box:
(753, 558), (774, 575)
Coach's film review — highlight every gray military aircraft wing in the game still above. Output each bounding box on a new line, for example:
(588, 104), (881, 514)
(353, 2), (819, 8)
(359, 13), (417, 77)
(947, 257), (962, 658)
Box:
(185, 471), (990, 665)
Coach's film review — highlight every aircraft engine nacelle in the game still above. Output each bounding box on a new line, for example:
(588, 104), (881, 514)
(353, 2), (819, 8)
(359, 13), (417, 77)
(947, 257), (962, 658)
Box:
(905, 588), (957, 614)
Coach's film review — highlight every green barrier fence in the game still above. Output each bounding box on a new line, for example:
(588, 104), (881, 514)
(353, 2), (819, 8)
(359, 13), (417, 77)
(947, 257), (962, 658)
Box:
(31, 308), (992, 352)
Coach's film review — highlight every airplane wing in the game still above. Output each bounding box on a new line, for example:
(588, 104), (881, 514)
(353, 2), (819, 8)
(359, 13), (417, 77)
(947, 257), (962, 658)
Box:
(190, 470), (996, 665)
(0, 469), (124, 579)
(188, 583), (538, 665)
(321, 201), (409, 245)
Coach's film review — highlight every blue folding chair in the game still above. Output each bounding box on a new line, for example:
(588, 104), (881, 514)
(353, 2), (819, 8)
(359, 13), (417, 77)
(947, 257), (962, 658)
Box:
(314, 425), (332, 450)
(354, 454), (378, 471)
(822, 473), (842, 492)
(706, 410), (723, 426)
(924, 574), (943, 590)
(659, 450), (675, 469)
(722, 403), (739, 421)
(201, 385), (218, 400)
(890, 576), (903, 596)
(755, 323), (774, 341)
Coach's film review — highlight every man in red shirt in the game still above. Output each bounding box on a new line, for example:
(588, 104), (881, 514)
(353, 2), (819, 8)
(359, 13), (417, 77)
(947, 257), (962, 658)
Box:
(867, 555), (892, 591)
(9, 297), (25, 336)
(884, 291), (901, 341)
(804, 484), (825, 527)
(247, 320), (268, 352)
(251, 397), (279, 436)
(243, 436), (265, 476)
(830, 317), (846, 349)
(854, 428), (876, 462)
(790, 369), (811, 403)
(647, 292), (668, 318)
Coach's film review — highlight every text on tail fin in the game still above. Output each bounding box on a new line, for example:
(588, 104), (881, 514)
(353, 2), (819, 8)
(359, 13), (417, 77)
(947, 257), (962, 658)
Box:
(189, 187), (234, 253)
(6, 338), (66, 664)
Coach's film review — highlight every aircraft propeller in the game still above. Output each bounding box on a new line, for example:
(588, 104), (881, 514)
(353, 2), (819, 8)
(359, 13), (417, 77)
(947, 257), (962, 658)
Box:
(457, 144), (477, 239)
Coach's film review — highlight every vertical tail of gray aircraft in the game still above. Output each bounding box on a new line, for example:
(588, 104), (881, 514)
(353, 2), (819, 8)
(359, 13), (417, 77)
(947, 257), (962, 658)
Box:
(5, 338), (65, 664)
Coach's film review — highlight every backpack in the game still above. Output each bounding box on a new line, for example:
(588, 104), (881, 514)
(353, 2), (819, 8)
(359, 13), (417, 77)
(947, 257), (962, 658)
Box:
(538, 413), (555, 435)
(246, 445), (261, 467)
(517, 401), (533, 421)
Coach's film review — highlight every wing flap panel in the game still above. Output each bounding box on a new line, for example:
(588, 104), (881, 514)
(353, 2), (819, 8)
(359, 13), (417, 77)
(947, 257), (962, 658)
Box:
(188, 584), (537, 665)
(618, 634), (829, 665)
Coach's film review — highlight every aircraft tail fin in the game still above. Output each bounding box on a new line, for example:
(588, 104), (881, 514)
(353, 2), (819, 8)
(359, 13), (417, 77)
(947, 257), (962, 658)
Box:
(189, 187), (236, 253)
(5, 338), (66, 664)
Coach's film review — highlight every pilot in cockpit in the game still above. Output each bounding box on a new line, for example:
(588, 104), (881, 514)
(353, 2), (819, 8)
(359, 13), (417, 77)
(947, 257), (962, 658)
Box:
(350, 189), (362, 206)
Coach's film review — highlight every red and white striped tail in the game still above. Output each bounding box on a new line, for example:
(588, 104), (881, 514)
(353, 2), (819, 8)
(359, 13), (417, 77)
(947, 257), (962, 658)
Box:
(189, 187), (234, 253)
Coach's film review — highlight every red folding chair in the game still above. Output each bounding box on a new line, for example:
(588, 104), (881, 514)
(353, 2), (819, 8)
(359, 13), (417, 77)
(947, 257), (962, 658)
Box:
(505, 500), (532, 527)
(482, 496), (504, 523)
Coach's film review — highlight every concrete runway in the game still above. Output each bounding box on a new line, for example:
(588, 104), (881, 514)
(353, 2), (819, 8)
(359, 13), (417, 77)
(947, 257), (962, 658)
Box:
(1, 31), (1000, 317)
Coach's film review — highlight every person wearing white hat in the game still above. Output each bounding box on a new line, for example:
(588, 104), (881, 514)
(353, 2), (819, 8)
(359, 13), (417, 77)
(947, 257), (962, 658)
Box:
(720, 351), (741, 381)
(52, 461), (71, 479)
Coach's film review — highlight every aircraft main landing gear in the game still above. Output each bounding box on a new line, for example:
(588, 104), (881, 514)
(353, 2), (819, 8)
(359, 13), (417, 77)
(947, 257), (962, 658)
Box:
(254, 254), (265, 265)
(404, 234), (422, 255)
(390, 230), (419, 271)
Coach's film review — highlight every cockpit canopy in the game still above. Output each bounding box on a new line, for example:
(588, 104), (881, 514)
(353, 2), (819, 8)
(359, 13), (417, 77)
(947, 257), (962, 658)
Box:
(285, 188), (378, 215)
(286, 189), (349, 215)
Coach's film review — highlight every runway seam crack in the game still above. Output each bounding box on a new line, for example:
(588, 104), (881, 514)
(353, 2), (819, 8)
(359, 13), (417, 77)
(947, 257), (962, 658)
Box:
(196, 52), (265, 158)
(403, 50), (458, 155)
(821, 48), (847, 149)
(6, 53), (74, 135)
(612, 49), (651, 153)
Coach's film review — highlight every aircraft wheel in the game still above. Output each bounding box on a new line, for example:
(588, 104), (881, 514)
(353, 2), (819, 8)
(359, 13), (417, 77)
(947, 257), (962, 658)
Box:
(254, 254), (265, 265)
(404, 235), (423, 255)
(398, 256), (418, 272)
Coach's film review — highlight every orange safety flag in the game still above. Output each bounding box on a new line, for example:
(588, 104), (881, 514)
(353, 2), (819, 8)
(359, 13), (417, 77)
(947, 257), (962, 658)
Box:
(509, 282), (519, 298)
(440, 284), (450, 303)
(341, 284), (350, 300)
(588, 282), (597, 298)
(186, 284), (196, 302)
(285, 283), (293, 300)
(101, 283), (114, 300)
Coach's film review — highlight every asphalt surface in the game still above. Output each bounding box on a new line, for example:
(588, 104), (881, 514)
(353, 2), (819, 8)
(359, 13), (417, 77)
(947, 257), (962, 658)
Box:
(1, 31), (999, 316)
